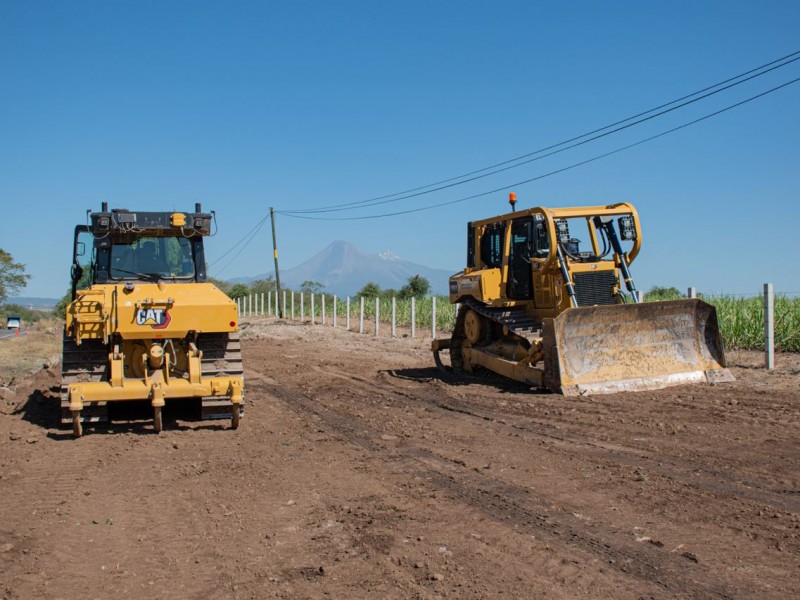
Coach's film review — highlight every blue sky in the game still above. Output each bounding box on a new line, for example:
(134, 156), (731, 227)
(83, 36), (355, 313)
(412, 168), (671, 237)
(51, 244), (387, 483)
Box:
(1, 0), (798, 298)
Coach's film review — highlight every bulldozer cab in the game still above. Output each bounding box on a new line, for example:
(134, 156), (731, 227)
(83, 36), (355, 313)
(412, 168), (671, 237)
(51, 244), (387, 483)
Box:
(109, 236), (194, 279)
(461, 203), (642, 316)
(62, 203), (242, 437)
(70, 204), (213, 300)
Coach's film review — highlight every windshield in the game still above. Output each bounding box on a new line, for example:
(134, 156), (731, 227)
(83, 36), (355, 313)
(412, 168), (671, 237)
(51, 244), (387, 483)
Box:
(110, 236), (195, 279)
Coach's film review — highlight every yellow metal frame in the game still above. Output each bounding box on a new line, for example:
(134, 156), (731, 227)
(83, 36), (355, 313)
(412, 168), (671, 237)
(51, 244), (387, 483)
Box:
(451, 202), (641, 312)
(65, 281), (243, 411)
(67, 338), (242, 411)
(66, 282), (238, 342)
(68, 377), (243, 412)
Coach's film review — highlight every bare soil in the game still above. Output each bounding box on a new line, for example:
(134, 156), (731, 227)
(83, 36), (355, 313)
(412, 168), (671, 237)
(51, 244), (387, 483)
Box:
(1, 317), (798, 599)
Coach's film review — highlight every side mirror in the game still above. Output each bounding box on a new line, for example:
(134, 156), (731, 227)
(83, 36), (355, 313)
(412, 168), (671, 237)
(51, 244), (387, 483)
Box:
(71, 264), (84, 282)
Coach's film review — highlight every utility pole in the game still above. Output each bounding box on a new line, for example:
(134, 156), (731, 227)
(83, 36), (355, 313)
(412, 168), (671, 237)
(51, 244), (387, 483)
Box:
(270, 207), (284, 318)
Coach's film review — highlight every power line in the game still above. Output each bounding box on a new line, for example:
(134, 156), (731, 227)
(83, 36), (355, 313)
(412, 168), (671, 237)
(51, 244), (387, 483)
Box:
(278, 75), (800, 221)
(208, 215), (269, 274)
(282, 49), (800, 215)
(213, 219), (268, 276)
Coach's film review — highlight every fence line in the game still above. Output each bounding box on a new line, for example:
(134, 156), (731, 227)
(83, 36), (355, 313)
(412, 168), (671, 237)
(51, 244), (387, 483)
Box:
(236, 283), (794, 361)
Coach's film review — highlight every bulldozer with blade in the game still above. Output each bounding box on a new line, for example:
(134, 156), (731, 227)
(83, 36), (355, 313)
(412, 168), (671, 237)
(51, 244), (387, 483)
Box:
(62, 203), (243, 436)
(432, 195), (733, 396)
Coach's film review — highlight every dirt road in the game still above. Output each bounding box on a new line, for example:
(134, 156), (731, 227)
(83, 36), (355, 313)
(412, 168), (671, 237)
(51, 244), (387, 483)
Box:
(1, 318), (798, 598)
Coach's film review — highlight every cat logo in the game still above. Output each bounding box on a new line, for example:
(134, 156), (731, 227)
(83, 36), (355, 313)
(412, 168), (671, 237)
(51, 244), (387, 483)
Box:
(135, 308), (171, 329)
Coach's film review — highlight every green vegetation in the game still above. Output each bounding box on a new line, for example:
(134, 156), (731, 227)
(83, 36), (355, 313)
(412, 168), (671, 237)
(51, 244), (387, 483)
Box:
(643, 286), (683, 301)
(300, 280), (323, 294)
(355, 276), (431, 301)
(711, 294), (800, 352)
(356, 282), (381, 299)
(226, 281), (800, 352)
(400, 274), (430, 299)
(0, 249), (30, 303)
(0, 303), (48, 326)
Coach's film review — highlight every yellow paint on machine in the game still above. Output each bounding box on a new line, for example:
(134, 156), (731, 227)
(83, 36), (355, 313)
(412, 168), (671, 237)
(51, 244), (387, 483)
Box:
(66, 282), (238, 342)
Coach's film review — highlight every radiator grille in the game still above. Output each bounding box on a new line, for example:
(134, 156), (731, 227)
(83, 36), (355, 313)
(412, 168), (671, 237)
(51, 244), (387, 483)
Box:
(573, 270), (618, 306)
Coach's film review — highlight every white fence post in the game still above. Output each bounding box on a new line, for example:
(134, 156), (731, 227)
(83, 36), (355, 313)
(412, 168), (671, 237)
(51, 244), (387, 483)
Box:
(346, 296), (351, 331)
(375, 297), (379, 336)
(411, 296), (416, 338)
(267, 292), (271, 316)
(687, 286), (697, 299)
(249, 294), (253, 317)
(311, 293), (315, 324)
(391, 296), (396, 337)
(291, 291), (295, 320)
(300, 293), (305, 321)
(333, 295), (338, 327)
(764, 283), (775, 370)
(431, 296), (437, 339)
(322, 294), (326, 325)
(282, 290), (286, 318)
(258, 292), (263, 315)
(236, 297), (241, 316)
(359, 296), (364, 334)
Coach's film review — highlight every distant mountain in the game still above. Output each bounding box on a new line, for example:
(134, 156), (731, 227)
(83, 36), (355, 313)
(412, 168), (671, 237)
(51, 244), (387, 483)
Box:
(231, 241), (455, 296)
(4, 296), (59, 309)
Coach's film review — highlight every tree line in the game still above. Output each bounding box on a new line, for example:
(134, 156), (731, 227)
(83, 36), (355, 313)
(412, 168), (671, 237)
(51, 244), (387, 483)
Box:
(216, 274), (432, 300)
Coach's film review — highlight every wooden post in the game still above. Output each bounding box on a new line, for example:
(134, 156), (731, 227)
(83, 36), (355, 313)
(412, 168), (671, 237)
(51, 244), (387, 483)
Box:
(269, 207), (284, 317)
(391, 296), (396, 337)
(359, 296), (364, 334)
(764, 283), (775, 370)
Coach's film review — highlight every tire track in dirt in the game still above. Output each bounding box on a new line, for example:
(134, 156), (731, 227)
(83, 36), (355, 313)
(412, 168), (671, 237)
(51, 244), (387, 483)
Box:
(315, 365), (800, 514)
(0, 464), (86, 522)
(248, 376), (748, 599)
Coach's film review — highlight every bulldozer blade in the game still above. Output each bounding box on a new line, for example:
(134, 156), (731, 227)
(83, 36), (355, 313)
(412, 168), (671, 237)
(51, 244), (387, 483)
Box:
(543, 299), (734, 396)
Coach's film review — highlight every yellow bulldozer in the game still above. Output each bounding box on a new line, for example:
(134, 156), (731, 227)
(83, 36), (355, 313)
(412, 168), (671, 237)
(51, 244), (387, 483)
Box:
(432, 195), (733, 395)
(62, 203), (243, 436)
